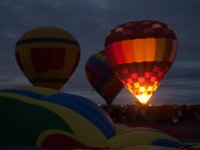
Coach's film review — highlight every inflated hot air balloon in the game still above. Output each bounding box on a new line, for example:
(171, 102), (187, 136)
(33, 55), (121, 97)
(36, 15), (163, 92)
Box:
(105, 20), (177, 104)
(15, 27), (80, 90)
(85, 50), (123, 105)
(0, 86), (115, 149)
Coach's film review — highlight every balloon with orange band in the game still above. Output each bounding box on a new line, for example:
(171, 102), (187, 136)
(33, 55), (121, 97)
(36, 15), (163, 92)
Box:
(105, 20), (177, 104)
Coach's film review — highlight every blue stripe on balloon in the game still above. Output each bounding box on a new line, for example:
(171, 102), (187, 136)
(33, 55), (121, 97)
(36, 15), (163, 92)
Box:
(0, 89), (44, 99)
(152, 139), (182, 148)
(41, 93), (115, 138)
(16, 38), (79, 46)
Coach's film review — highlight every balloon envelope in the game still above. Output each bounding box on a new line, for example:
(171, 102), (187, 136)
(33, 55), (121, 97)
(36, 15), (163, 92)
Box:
(85, 50), (123, 105)
(15, 26), (80, 90)
(105, 20), (177, 104)
(103, 130), (181, 149)
(0, 86), (115, 149)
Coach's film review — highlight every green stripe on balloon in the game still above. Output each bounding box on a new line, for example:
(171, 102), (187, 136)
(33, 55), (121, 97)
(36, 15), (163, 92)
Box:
(0, 96), (73, 148)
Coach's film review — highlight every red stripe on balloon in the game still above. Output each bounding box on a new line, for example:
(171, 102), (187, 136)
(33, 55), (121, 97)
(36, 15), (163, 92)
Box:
(41, 133), (87, 149)
(31, 48), (65, 73)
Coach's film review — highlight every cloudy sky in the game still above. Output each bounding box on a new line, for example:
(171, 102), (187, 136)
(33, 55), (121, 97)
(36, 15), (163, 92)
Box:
(0, 0), (200, 105)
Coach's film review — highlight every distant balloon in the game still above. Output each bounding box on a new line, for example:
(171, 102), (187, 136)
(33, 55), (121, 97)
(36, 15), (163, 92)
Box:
(85, 50), (123, 105)
(105, 20), (177, 104)
(15, 26), (80, 90)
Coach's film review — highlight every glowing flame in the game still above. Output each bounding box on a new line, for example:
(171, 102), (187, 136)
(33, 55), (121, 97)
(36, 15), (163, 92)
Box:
(135, 94), (152, 104)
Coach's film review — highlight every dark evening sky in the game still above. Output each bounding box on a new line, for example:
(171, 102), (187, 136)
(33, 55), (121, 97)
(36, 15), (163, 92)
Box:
(0, 0), (200, 105)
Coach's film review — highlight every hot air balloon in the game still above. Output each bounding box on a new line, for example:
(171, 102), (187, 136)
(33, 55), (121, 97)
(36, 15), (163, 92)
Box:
(15, 27), (80, 90)
(105, 20), (177, 104)
(85, 50), (123, 105)
(0, 86), (115, 149)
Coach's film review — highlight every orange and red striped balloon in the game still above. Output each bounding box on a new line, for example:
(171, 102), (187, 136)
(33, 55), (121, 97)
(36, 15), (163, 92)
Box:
(105, 20), (177, 104)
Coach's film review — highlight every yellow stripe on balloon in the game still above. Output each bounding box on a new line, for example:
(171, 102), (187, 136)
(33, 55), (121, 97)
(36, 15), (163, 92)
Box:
(133, 39), (145, 62)
(63, 47), (79, 75)
(144, 38), (156, 62)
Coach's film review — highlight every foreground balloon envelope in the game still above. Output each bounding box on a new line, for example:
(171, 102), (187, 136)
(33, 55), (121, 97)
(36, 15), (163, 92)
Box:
(105, 20), (177, 104)
(0, 86), (198, 149)
(103, 130), (181, 150)
(15, 27), (80, 90)
(0, 86), (115, 149)
(85, 50), (123, 105)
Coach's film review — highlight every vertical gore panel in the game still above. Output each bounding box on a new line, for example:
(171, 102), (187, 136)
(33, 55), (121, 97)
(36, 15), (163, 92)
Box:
(121, 40), (134, 63)
(155, 38), (166, 61)
(113, 42), (124, 65)
(144, 38), (156, 61)
(163, 39), (173, 61)
(31, 48), (65, 73)
(133, 39), (145, 62)
(106, 44), (117, 67)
